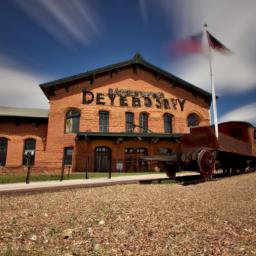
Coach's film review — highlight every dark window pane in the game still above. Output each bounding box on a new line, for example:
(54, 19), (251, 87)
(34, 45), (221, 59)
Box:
(187, 114), (200, 127)
(0, 138), (8, 166)
(65, 110), (80, 133)
(63, 147), (73, 165)
(72, 117), (80, 133)
(164, 114), (173, 133)
(66, 110), (80, 118)
(126, 112), (134, 133)
(230, 129), (243, 140)
(140, 113), (148, 133)
(23, 139), (36, 165)
(99, 111), (109, 132)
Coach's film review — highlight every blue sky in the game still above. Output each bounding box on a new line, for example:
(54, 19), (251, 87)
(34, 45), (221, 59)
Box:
(0, 0), (255, 125)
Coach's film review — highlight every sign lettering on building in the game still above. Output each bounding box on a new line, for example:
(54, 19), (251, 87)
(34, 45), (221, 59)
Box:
(82, 88), (186, 111)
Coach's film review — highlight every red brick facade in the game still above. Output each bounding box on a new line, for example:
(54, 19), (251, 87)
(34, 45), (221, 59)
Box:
(0, 122), (47, 173)
(0, 57), (212, 174)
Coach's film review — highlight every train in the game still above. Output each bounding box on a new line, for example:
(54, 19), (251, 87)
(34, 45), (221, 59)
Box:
(142, 121), (256, 180)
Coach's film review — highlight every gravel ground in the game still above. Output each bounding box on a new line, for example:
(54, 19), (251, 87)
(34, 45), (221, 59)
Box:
(1, 173), (256, 256)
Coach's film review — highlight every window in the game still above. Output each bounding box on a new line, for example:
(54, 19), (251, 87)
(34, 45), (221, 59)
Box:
(230, 129), (243, 140)
(125, 148), (147, 154)
(164, 114), (173, 133)
(254, 129), (256, 140)
(63, 147), (73, 165)
(23, 138), (36, 165)
(187, 113), (200, 127)
(0, 137), (8, 166)
(139, 113), (148, 133)
(65, 109), (80, 133)
(99, 111), (109, 132)
(126, 112), (134, 133)
(158, 147), (172, 155)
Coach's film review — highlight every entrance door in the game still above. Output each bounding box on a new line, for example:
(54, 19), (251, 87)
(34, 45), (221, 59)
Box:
(125, 148), (148, 172)
(95, 147), (111, 172)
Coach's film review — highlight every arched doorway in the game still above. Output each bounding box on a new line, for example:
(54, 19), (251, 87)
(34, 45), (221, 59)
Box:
(94, 147), (111, 172)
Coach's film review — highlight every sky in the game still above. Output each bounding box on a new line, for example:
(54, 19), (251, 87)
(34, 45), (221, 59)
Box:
(0, 0), (255, 125)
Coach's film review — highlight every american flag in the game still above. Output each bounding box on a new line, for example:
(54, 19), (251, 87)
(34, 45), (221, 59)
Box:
(206, 31), (232, 54)
(168, 30), (232, 55)
(168, 32), (203, 55)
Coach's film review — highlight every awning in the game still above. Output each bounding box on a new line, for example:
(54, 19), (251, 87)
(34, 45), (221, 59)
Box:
(76, 132), (182, 142)
(140, 154), (178, 162)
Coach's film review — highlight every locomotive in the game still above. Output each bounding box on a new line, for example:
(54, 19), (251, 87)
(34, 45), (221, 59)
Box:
(142, 121), (256, 180)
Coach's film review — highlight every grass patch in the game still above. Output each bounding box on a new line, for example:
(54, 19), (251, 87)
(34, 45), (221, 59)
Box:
(0, 172), (159, 184)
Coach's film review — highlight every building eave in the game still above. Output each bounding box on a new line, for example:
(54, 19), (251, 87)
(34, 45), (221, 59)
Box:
(0, 106), (49, 119)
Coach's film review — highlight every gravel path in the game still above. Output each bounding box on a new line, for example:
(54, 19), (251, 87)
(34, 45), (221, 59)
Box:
(1, 173), (256, 256)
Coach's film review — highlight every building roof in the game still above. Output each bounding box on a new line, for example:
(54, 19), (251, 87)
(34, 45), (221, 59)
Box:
(0, 106), (48, 119)
(40, 53), (213, 102)
(217, 121), (255, 128)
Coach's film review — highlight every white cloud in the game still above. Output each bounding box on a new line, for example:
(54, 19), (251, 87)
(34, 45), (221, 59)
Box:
(170, 53), (256, 95)
(139, 0), (148, 25)
(219, 102), (256, 125)
(0, 55), (49, 109)
(140, 0), (256, 95)
(14, 0), (102, 48)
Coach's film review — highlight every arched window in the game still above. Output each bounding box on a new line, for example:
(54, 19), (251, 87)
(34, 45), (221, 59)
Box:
(23, 138), (36, 165)
(126, 112), (134, 133)
(187, 113), (200, 127)
(163, 114), (173, 133)
(0, 137), (8, 166)
(65, 109), (80, 133)
(140, 113), (148, 133)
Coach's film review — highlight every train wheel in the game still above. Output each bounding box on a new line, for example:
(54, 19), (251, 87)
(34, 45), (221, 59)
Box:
(198, 149), (216, 180)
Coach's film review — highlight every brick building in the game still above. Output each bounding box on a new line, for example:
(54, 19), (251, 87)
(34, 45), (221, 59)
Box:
(0, 54), (212, 174)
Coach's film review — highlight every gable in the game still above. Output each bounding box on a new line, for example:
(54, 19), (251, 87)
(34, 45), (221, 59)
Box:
(48, 66), (210, 114)
(39, 53), (212, 105)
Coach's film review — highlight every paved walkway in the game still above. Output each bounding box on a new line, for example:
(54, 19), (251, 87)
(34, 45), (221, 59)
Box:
(0, 172), (199, 195)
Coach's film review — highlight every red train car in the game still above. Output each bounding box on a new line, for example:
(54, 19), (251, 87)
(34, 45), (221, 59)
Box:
(142, 121), (256, 180)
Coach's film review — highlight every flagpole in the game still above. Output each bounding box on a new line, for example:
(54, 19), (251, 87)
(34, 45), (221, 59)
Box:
(204, 24), (219, 139)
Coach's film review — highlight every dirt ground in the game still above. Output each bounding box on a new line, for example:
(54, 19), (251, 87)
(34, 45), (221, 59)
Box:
(1, 173), (256, 256)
